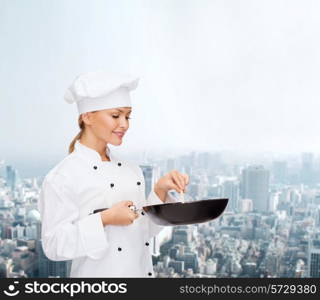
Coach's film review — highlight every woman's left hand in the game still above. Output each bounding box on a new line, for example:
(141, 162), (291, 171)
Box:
(155, 170), (189, 194)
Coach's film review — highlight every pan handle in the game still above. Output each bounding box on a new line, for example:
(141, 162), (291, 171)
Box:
(128, 205), (142, 214)
(91, 205), (140, 215)
(92, 208), (109, 214)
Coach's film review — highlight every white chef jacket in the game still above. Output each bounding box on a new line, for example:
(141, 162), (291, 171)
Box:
(38, 140), (177, 278)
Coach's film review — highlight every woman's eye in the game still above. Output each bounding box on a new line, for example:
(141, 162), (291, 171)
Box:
(112, 115), (131, 120)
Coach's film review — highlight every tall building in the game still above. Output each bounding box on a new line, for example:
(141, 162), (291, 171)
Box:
(180, 252), (199, 273)
(140, 165), (155, 198)
(272, 161), (287, 184)
(308, 239), (320, 278)
(0, 159), (5, 177)
(241, 199), (253, 213)
(172, 227), (191, 245)
(240, 165), (270, 212)
(168, 260), (184, 273)
(222, 179), (239, 212)
(6, 166), (17, 191)
(205, 258), (217, 275)
(301, 153), (314, 185)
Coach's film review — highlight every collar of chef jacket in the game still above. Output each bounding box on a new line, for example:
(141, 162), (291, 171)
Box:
(74, 140), (115, 165)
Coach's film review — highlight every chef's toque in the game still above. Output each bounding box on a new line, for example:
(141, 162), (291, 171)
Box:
(64, 71), (139, 114)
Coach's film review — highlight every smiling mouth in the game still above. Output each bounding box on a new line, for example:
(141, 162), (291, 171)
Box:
(113, 132), (124, 138)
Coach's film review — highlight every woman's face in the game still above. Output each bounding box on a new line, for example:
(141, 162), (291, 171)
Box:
(84, 107), (132, 146)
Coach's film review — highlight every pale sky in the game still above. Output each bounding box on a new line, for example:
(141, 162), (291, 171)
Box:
(1, 0), (320, 176)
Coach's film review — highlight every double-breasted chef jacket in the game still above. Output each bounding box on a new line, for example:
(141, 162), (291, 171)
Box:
(38, 140), (177, 277)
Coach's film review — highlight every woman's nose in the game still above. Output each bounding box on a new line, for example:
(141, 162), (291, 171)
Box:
(119, 118), (129, 129)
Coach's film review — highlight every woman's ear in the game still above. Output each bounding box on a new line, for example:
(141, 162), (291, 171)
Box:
(81, 112), (92, 125)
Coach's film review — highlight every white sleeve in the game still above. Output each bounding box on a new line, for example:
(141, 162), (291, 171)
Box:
(135, 165), (179, 239)
(38, 173), (109, 261)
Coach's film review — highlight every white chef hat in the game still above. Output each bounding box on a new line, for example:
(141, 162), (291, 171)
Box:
(64, 71), (139, 114)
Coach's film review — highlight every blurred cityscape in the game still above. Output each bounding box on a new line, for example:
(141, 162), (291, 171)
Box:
(0, 151), (320, 278)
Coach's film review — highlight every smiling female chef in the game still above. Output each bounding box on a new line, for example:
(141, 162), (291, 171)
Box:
(38, 71), (189, 278)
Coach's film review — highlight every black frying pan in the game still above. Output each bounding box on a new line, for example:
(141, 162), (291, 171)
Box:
(92, 198), (228, 226)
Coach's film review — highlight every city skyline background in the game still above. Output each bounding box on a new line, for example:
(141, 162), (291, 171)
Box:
(1, 0), (320, 178)
(2, 146), (320, 277)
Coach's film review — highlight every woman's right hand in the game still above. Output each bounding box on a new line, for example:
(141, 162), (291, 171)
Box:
(100, 200), (139, 226)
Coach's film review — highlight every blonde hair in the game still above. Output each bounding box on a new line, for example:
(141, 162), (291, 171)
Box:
(69, 115), (84, 154)
(68, 111), (110, 156)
